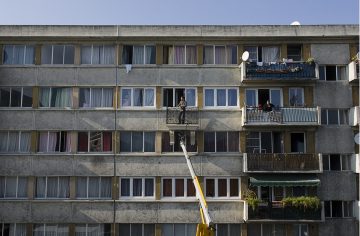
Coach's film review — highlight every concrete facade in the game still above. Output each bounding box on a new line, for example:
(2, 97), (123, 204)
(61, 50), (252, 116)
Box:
(0, 25), (359, 236)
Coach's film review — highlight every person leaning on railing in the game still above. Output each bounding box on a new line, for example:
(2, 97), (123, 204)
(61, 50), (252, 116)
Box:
(263, 100), (274, 112)
(178, 96), (187, 124)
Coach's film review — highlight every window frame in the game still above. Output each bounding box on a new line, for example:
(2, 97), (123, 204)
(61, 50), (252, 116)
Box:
(0, 87), (33, 108)
(161, 177), (196, 199)
(321, 109), (348, 125)
(203, 87), (239, 109)
(119, 131), (156, 153)
(41, 45), (75, 65)
(77, 131), (113, 153)
(162, 87), (198, 107)
(120, 87), (156, 108)
(3, 44), (35, 65)
(203, 45), (238, 65)
(76, 176), (112, 199)
(0, 176), (27, 199)
(80, 44), (115, 65)
(319, 65), (347, 81)
(35, 176), (70, 199)
(39, 87), (73, 108)
(119, 177), (155, 199)
(79, 87), (114, 108)
(325, 200), (354, 218)
(0, 131), (31, 153)
(204, 177), (241, 199)
(204, 131), (239, 153)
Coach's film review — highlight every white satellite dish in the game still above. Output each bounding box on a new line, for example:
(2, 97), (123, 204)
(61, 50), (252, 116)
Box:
(242, 51), (249, 62)
(290, 21), (301, 26)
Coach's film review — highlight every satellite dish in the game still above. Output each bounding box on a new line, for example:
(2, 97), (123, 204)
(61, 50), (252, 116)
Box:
(242, 51), (249, 62)
(290, 21), (301, 26)
(355, 133), (360, 144)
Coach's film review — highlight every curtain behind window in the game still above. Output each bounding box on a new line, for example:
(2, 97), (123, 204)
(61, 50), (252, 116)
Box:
(36, 177), (46, 198)
(226, 45), (237, 64)
(14, 224), (27, 236)
(144, 89), (154, 106)
(186, 89), (195, 106)
(174, 46), (185, 64)
(58, 177), (69, 198)
(0, 132), (7, 152)
(81, 46), (92, 64)
(53, 88), (72, 107)
(262, 46), (280, 63)
(100, 177), (112, 198)
(79, 88), (90, 107)
(20, 132), (31, 152)
(133, 46), (144, 64)
(41, 45), (53, 64)
(8, 132), (19, 152)
(91, 88), (102, 107)
(103, 46), (115, 64)
(88, 177), (100, 198)
(76, 177), (87, 198)
(5, 177), (17, 197)
(215, 46), (226, 64)
(203, 46), (214, 64)
(186, 46), (197, 64)
(39, 88), (50, 107)
(102, 88), (113, 107)
(133, 89), (143, 107)
(145, 46), (155, 64)
(75, 225), (87, 236)
(102, 132), (112, 152)
(13, 45), (25, 64)
(33, 225), (45, 236)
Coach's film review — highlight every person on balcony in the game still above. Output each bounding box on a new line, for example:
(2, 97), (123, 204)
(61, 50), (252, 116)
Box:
(178, 96), (187, 124)
(263, 100), (274, 112)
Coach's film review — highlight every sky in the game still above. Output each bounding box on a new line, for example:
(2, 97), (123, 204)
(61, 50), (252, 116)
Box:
(0, 0), (358, 25)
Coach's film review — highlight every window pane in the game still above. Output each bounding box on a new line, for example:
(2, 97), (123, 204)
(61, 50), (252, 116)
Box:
(22, 87), (33, 107)
(321, 110), (327, 125)
(144, 224), (155, 236)
(78, 132), (89, 152)
(145, 46), (156, 64)
(0, 88), (10, 107)
(161, 224), (173, 236)
(144, 88), (154, 106)
(52, 45), (64, 64)
(186, 46), (197, 64)
(270, 89), (281, 107)
(81, 46), (92, 64)
(100, 177), (112, 199)
(103, 46), (115, 64)
(17, 177), (28, 198)
(326, 66), (337, 81)
(204, 89), (214, 106)
(226, 45), (237, 64)
(229, 224), (241, 236)
(328, 110), (339, 124)
(36, 177), (46, 198)
(337, 66), (346, 80)
(133, 88), (143, 106)
(133, 46), (144, 64)
(206, 179), (215, 197)
(144, 132), (155, 152)
(287, 44), (302, 61)
(244, 46), (258, 62)
(89, 132), (102, 152)
(290, 133), (305, 153)
(132, 132), (143, 152)
(120, 178), (130, 197)
(79, 88), (91, 107)
(218, 179), (227, 197)
(187, 179), (196, 197)
(204, 132), (215, 152)
(174, 46), (185, 64)
(91, 88), (102, 107)
(120, 132), (131, 152)
(323, 155), (330, 171)
(332, 201), (342, 217)
(330, 154), (341, 171)
(5, 177), (17, 197)
(119, 224), (130, 236)
(319, 66), (325, 80)
(216, 132), (227, 152)
(41, 45), (53, 64)
(246, 89), (256, 106)
(228, 132), (239, 152)
(145, 179), (154, 197)
(203, 46), (214, 64)
(216, 89), (226, 106)
(217, 224), (228, 236)
(133, 178), (142, 196)
(325, 201), (331, 217)
(230, 179), (239, 197)
(64, 45), (75, 64)
(11, 88), (22, 107)
(163, 179), (172, 197)
(175, 179), (184, 197)
(174, 224), (185, 236)
(91, 45), (101, 64)
(14, 45), (25, 63)
(228, 89), (237, 106)
(186, 89), (196, 107)
(3, 45), (14, 64)
(88, 177), (100, 198)
(47, 177), (58, 198)
(76, 177), (87, 198)
(215, 46), (226, 64)
(121, 89), (132, 106)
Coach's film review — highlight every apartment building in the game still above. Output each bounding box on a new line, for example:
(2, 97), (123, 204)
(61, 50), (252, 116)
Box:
(0, 25), (358, 236)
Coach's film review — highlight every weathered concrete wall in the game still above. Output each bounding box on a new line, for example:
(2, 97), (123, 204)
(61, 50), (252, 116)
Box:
(314, 82), (352, 108)
(35, 110), (76, 130)
(316, 127), (355, 153)
(0, 110), (34, 130)
(0, 67), (37, 86)
(311, 44), (350, 65)
(116, 155), (242, 176)
(38, 68), (77, 86)
(318, 172), (357, 200)
(319, 218), (358, 236)
(200, 111), (242, 131)
(78, 67), (116, 86)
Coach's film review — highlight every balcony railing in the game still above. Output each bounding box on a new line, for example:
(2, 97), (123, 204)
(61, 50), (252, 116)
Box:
(243, 153), (322, 173)
(166, 107), (199, 125)
(242, 107), (320, 126)
(349, 61), (359, 82)
(349, 106), (359, 126)
(248, 202), (323, 221)
(241, 61), (317, 81)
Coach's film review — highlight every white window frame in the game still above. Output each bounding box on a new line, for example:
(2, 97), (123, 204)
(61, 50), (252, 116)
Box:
(322, 154), (351, 171)
(245, 88), (283, 107)
(204, 131), (239, 153)
(77, 131), (112, 153)
(319, 65), (347, 81)
(119, 177), (155, 199)
(0, 176), (27, 199)
(35, 176), (69, 199)
(0, 131), (31, 153)
(0, 87), (32, 108)
(203, 87), (239, 109)
(203, 45), (238, 65)
(162, 87), (198, 107)
(127, 45), (155, 65)
(120, 87), (156, 108)
(161, 177), (196, 199)
(204, 177), (241, 199)
(325, 201), (354, 218)
(76, 176), (112, 199)
(42, 45), (74, 65)
(80, 44), (115, 65)
(167, 45), (197, 65)
(321, 109), (348, 125)
(246, 131), (276, 154)
(39, 87), (73, 108)
(38, 131), (70, 153)
(79, 87), (114, 108)
(120, 131), (155, 153)
(3, 45), (35, 65)
(289, 87), (304, 107)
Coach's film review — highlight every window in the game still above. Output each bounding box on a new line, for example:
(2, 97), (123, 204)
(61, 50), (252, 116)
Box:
(76, 177), (112, 199)
(163, 45), (197, 64)
(290, 133), (305, 153)
(0, 87), (32, 107)
(203, 45), (237, 64)
(33, 224), (68, 236)
(325, 201), (353, 218)
(246, 132), (283, 154)
(38, 131), (71, 152)
(204, 132), (239, 152)
(287, 45), (302, 61)
(39, 87), (72, 108)
(205, 178), (240, 198)
(78, 131), (112, 152)
(120, 131), (155, 152)
(319, 65), (347, 81)
(0, 224), (27, 236)
(120, 177), (154, 198)
(119, 224), (155, 236)
(289, 88), (304, 106)
(75, 224), (110, 236)
(163, 88), (196, 107)
(3, 45), (35, 64)
(244, 46), (280, 63)
(35, 176), (70, 199)
(121, 88), (155, 107)
(161, 178), (195, 198)
(0, 176), (27, 199)
(214, 224), (241, 236)
(0, 131), (31, 153)
(248, 224), (286, 236)
(81, 45), (115, 64)
(322, 154), (351, 171)
(245, 88), (282, 107)
(204, 88), (238, 108)
(41, 45), (74, 64)
(79, 88), (113, 108)
(122, 45), (156, 64)
(161, 224), (197, 236)
(292, 224), (308, 236)
(321, 109), (348, 125)
(162, 131), (197, 152)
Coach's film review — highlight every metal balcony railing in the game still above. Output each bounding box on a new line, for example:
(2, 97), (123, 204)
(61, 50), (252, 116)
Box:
(244, 153), (322, 172)
(248, 202), (322, 221)
(244, 61), (316, 79)
(243, 107), (320, 125)
(166, 107), (199, 125)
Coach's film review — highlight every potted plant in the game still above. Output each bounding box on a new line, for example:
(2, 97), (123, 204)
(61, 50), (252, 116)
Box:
(244, 189), (262, 211)
(305, 57), (315, 65)
(281, 196), (320, 211)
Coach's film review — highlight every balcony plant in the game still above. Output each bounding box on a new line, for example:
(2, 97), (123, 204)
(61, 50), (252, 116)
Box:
(281, 196), (320, 211)
(305, 57), (315, 65)
(244, 189), (262, 211)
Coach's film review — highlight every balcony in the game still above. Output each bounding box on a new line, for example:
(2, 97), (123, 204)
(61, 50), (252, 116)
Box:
(243, 153), (322, 173)
(166, 107), (199, 130)
(247, 202), (323, 222)
(349, 106), (359, 126)
(240, 61), (318, 82)
(242, 107), (321, 126)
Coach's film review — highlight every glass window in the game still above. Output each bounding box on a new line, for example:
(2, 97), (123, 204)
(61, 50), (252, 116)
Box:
(162, 179), (172, 197)
(289, 88), (304, 106)
(204, 88), (238, 108)
(122, 45), (155, 64)
(290, 133), (305, 153)
(0, 87), (33, 108)
(217, 89), (226, 106)
(287, 45), (302, 61)
(3, 45), (35, 64)
(77, 132), (112, 152)
(35, 177), (69, 199)
(38, 131), (71, 153)
(81, 45), (115, 64)
(39, 87), (72, 108)
(0, 131), (31, 153)
(41, 45), (74, 64)
(120, 131), (155, 152)
(244, 46), (258, 62)
(76, 177), (111, 199)
(204, 132), (239, 153)
(203, 45), (237, 64)
(204, 132), (215, 152)
(205, 179), (215, 197)
(121, 88), (155, 108)
(328, 110), (339, 124)
(204, 89), (214, 106)
(162, 131), (197, 153)
(120, 178), (154, 198)
(79, 88), (113, 108)
(0, 176), (27, 198)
